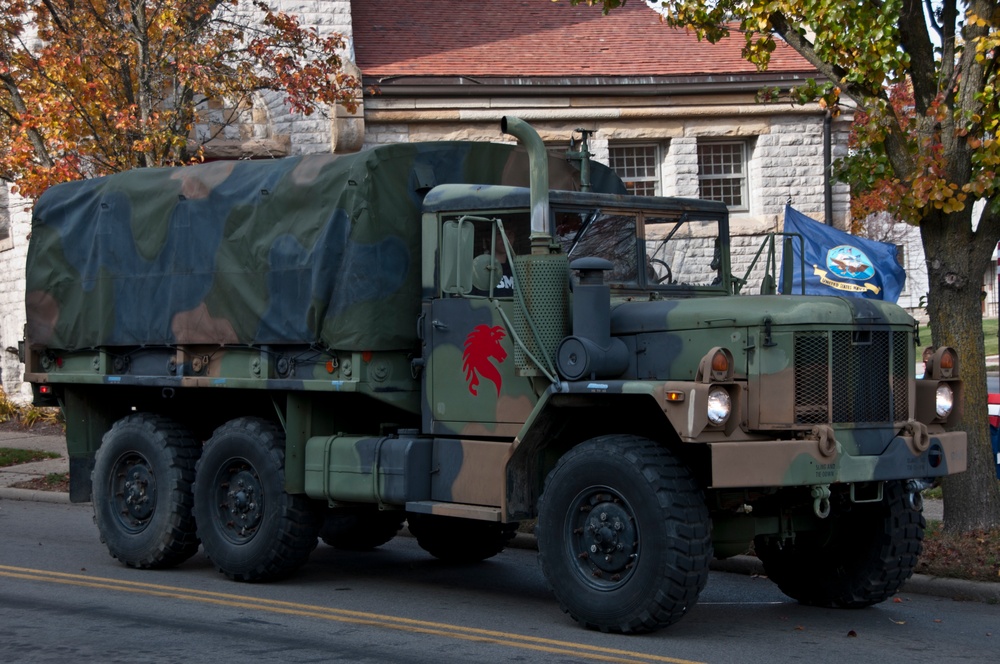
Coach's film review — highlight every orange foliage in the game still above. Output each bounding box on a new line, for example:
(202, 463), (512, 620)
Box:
(0, 0), (360, 200)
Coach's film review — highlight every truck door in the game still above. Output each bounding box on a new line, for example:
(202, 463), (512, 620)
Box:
(425, 214), (536, 437)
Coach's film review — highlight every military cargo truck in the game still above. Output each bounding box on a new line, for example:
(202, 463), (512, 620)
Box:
(23, 117), (966, 634)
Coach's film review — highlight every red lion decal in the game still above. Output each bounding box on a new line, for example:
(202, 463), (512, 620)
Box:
(462, 324), (507, 396)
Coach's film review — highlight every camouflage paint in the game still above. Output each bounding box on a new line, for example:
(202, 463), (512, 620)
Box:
(303, 434), (510, 510)
(303, 434), (433, 504)
(26, 142), (622, 353)
(707, 432), (965, 487)
(424, 297), (538, 438)
(430, 439), (511, 506)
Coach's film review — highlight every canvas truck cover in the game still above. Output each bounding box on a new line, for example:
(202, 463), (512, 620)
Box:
(26, 142), (621, 352)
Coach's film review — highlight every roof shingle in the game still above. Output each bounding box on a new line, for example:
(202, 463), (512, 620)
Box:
(351, 0), (815, 79)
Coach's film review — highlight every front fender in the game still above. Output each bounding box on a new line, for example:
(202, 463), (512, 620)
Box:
(503, 380), (682, 520)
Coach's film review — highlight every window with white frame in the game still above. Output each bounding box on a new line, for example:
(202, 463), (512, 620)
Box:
(697, 141), (747, 209)
(609, 144), (660, 196)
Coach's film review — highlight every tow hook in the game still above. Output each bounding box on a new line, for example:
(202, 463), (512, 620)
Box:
(811, 485), (831, 519)
(904, 479), (925, 512)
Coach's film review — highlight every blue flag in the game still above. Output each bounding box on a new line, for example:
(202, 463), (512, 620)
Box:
(779, 205), (906, 302)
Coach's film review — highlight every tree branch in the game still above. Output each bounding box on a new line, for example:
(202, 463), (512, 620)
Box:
(923, 0), (943, 37)
(0, 72), (54, 168)
(899, 0), (938, 115)
(768, 12), (865, 104)
(40, 0), (69, 35)
(769, 10), (917, 180)
(938, 0), (959, 94)
(944, 0), (993, 184)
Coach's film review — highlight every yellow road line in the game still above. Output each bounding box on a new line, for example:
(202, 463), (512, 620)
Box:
(0, 565), (705, 664)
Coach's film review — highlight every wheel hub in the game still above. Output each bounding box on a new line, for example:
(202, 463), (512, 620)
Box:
(112, 454), (156, 531)
(218, 466), (264, 542)
(570, 490), (639, 589)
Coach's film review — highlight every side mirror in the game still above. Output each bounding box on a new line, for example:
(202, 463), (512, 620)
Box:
(441, 219), (474, 294)
(472, 253), (501, 292)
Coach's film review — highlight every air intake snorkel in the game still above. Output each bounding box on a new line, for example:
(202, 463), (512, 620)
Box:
(556, 258), (628, 381)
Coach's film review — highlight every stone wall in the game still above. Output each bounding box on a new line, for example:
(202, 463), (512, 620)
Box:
(263, 0), (356, 155)
(192, 0), (357, 158)
(0, 184), (32, 401)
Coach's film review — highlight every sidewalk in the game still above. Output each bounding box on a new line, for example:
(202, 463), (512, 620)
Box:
(1, 428), (997, 603)
(0, 427), (71, 504)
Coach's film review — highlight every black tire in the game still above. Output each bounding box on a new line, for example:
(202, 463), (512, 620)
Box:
(754, 480), (924, 608)
(406, 513), (517, 563)
(536, 435), (712, 634)
(193, 417), (320, 581)
(92, 413), (201, 569)
(320, 507), (405, 550)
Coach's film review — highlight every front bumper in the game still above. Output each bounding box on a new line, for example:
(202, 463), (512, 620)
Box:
(707, 430), (966, 489)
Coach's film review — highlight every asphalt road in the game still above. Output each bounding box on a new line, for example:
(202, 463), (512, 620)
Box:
(2, 498), (998, 664)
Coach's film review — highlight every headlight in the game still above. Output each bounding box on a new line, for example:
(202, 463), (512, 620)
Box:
(707, 387), (732, 425)
(935, 383), (954, 419)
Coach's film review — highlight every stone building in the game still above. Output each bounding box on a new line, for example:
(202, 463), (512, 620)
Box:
(0, 0), (850, 400)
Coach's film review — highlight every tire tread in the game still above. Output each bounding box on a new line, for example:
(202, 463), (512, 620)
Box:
(755, 480), (924, 608)
(537, 435), (712, 634)
(194, 417), (320, 582)
(92, 413), (201, 569)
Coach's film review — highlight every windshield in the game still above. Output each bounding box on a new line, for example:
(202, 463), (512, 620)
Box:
(554, 208), (724, 289)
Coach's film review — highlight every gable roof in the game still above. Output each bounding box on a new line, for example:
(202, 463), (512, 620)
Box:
(351, 0), (816, 85)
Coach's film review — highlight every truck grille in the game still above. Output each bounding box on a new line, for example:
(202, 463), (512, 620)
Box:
(793, 330), (909, 424)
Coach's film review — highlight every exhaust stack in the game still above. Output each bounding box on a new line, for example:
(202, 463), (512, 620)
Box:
(501, 116), (552, 252)
(499, 117), (569, 379)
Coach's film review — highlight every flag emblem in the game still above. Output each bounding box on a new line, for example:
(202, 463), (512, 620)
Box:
(826, 246), (876, 281)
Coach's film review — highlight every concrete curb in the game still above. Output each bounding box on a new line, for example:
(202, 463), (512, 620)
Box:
(0, 486), (73, 504)
(708, 554), (1000, 603)
(901, 572), (1000, 603)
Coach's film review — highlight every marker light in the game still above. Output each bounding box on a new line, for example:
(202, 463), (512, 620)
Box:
(711, 350), (730, 373)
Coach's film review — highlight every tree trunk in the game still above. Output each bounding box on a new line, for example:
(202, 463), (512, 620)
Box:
(921, 213), (1000, 531)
